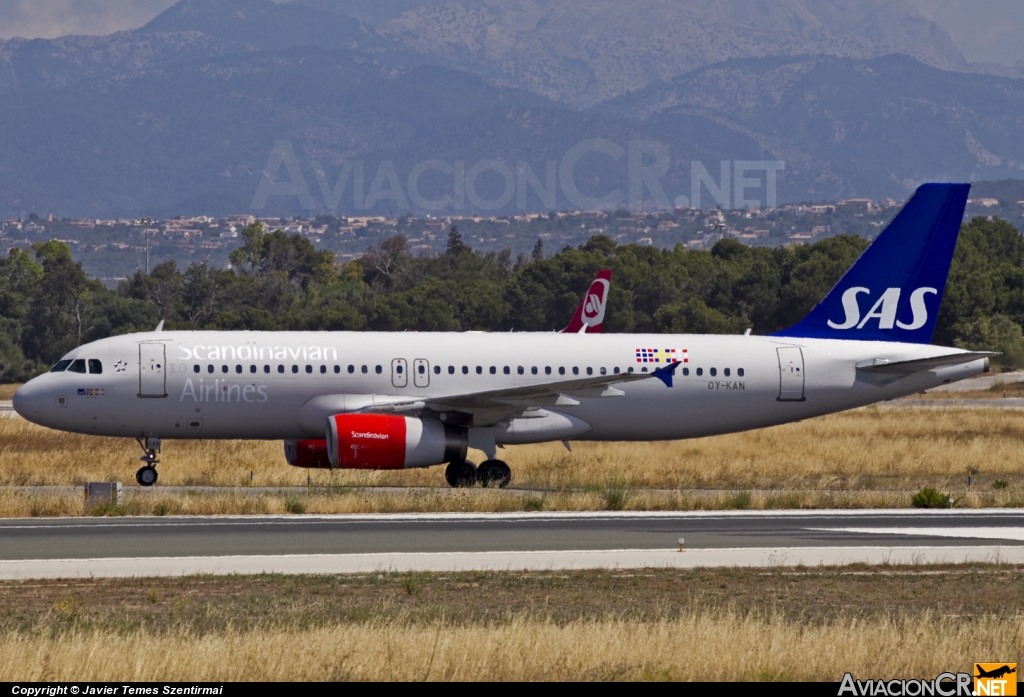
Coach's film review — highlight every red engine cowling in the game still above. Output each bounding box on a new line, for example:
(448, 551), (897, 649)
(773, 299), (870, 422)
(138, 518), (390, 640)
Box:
(327, 414), (466, 469)
(284, 439), (332, 469)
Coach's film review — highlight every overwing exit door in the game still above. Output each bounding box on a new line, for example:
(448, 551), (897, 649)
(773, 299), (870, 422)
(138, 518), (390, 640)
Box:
(392, 358), (408, 388)
(138, 343), (167, 398)
(776, 347), (805, 401)
(413, 359), (430, 388)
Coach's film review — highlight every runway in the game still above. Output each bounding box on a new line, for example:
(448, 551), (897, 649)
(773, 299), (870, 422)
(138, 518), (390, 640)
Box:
(1, 509), (1023, 578)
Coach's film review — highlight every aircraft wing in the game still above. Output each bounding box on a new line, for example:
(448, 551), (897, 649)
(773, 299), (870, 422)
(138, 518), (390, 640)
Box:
(856, 351), (997, 374)
(353, 362), (681, 427)
(425, 361), (679, 411)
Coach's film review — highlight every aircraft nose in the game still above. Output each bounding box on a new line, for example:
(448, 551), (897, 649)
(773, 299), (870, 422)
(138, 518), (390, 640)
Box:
(12, 378), (48, 423)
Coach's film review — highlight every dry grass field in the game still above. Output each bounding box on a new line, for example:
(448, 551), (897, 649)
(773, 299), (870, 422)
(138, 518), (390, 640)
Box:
(1, 566), (1021, 681)
(1, 404), (1022, 514)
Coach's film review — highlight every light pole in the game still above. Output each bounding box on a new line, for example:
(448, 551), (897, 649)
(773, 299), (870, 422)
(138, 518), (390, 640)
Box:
(140, 217), (153, 274)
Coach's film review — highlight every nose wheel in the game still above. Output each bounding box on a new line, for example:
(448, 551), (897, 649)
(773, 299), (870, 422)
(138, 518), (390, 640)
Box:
(136, 465), (158, 486)
(135, 436), (161, 487)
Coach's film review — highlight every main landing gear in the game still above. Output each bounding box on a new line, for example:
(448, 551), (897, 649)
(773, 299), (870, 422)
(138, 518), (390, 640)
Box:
(136, 436), (161, 487)
(444, 459), (512, 488)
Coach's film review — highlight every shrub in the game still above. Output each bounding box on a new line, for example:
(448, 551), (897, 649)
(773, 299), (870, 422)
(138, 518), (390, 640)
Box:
(911, 487), (952, 509)
(993, 480), (1009, 490)
(284, 497), (307, 514)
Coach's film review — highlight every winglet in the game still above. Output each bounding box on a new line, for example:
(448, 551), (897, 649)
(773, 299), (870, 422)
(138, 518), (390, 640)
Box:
(652, 361), (681, 388)
(561, 270), (612, 333)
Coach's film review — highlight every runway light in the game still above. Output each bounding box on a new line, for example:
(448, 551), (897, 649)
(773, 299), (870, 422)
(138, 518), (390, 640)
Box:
(677, 537), (685, 552)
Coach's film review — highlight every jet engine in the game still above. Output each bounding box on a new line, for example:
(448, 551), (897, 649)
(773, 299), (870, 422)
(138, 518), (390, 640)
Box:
(284, 439), (332, 469)
(326, 414), (467, 469)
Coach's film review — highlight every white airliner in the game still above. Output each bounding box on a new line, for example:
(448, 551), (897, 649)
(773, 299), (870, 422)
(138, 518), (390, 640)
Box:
(13, 184), (992, 488)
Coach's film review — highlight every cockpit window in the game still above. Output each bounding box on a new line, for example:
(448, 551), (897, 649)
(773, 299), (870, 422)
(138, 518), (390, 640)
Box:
(67, 359), (87, 374)
(50, 360), (72, 373)
(88, 359), (102, 374)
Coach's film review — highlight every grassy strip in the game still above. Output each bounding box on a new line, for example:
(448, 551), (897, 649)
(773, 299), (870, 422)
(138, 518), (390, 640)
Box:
(2, 407), (1024, 492)
(1, 567), (1022, 680)
(2, 487), (1024, 517)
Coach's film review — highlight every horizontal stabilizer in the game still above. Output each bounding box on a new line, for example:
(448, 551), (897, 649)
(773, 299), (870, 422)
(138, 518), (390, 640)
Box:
(855, 352), (996, 374)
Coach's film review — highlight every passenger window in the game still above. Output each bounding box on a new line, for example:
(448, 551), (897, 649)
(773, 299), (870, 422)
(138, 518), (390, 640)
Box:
(531, 367), (538, 375)
(641, 367), (648, 373)
(50, 360), (71, 373)
(545, 367), (551, 375)
(710, 368), (717, 377)
(278, 365), (285, 374)
(208, 365), (214, 374)
(305, 365), (312, 374)
(600, 367), (607, 375)
(418, 365), (425, 374)
(517, 366), (524, 375)
(627, 367), (634, 374)
(503, 366), (510, 375)
(348, 365), (354, 373)
(264, 365), (271, 374)
(724, 368), (730, 377)
(683, 367), (690, 376)
(696, 368), (703, 376)
(88, 359), (102, 374)
(193, 365), (200, 374)
(433, 366), (440, 375)
(462, 366), (469, 374)
(586, 367), (593, 375)
(320, 366), (327, 374)
(397, 365), (403, 375)
(558, 367), (565, 375)
(489, 366), (496, 375)
(334, 366), (340, 374)
(476, 366), (482, 375)
(361, 366), (368, 374)
(613, 367), (620, 374)
(572, 367), (579, 375)
(250, 365), (257, 374)
(68, 359), (87, 374)
(235, 365), (242, 374)
(738, 368), (745, 377)
(221, 365), (228, 374)
(292, 365), (298, 374)
(375, 365), (382, 374)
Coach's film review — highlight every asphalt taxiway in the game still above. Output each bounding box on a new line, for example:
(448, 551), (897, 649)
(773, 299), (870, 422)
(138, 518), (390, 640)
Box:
(1, 510), (1022, 578)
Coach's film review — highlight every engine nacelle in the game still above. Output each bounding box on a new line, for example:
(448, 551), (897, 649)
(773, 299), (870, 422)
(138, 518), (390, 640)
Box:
(284, 439), (332, 469)
(327, 414), (467, 469)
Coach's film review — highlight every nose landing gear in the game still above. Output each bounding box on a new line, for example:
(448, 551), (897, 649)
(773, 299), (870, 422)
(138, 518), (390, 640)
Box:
(135, 436), (161, 487)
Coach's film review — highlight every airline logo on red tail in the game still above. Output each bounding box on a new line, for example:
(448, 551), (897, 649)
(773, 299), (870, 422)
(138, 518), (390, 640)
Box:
(582, 277), (609, 326)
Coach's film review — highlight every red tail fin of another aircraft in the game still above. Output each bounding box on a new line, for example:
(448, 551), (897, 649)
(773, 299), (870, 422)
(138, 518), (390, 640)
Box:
(561, 270), (612, 334)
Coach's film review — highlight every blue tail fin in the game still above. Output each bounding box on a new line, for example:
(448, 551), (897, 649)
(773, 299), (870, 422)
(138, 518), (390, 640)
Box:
(771, 183), (969, 344)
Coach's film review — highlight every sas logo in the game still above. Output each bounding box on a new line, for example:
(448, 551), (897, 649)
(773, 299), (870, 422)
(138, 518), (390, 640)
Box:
(974, 664), (1017, 696)
(828, 287), (937, 331)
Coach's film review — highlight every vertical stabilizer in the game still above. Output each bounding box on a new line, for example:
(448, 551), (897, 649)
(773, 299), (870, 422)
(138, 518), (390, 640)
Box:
(771, 183), (969, 344)
(561, 270), (612, 333)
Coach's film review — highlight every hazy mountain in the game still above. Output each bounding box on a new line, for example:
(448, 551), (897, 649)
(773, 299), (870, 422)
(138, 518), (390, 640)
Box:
(597, 53), (1024, 200)
(296, 0), (968, 105)
(0, 0), (1022, 219)
(0, 0), (401, 94)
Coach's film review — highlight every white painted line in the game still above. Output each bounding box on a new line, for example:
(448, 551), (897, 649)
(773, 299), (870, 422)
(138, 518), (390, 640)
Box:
(812, 527), (1024, 541)
(1, 546), (1022, 579)
(2, 508), (1023, 529)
